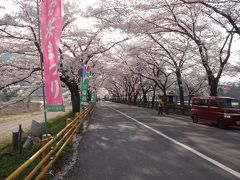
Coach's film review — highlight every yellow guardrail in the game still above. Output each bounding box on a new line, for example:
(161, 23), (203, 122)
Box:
(7, 103), (95, 180)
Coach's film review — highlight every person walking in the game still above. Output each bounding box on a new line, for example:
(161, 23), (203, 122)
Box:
(158, 96), (164, 116)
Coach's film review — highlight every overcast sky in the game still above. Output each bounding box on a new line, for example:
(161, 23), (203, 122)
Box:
(1, 0), (99, 13)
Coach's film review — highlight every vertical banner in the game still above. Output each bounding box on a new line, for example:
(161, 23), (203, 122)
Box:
(91, 86), (97, 102)
(81, 65), (91, 105)
(91, 92), (97, 102)
(41, 0), (64, 112)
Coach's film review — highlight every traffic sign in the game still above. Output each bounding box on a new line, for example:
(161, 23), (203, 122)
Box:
(79, 68), (84, 77)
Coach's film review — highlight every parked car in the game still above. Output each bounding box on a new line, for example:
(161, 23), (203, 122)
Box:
(191, 96), (240, 128)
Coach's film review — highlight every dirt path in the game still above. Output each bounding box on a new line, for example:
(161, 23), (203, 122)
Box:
(0, 108), (70, 140)
(0, 111), (43, 123)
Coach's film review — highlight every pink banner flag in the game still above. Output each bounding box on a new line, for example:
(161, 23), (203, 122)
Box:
(41, 0), (64, 112)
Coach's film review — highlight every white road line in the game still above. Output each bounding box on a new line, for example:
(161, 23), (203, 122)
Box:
(108, 105), (240, 179)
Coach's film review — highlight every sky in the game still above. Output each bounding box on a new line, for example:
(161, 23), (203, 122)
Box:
(0, 0), (18, 17)
(1, 0), (99, 28)
(1, 0), (99, 14)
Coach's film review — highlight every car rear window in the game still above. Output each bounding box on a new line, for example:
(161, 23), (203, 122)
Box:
(218, 98), (240, 108)
(193, 99), (208, 106)
(210, 99), (219, 107)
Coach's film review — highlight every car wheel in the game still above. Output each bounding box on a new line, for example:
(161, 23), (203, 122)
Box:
(217, 119), (225, 129)
(192, 115), (198, 123)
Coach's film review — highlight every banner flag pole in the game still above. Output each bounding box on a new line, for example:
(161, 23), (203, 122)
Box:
(37, 0), (48, 136)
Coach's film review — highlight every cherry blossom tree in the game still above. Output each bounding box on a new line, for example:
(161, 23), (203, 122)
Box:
(179, 0), (240, 36)
(1, 0), (240, 112)
(89, 0), (238, 97)
(152, 1), (235, 96)
(0, 0), (126, 112)
(60, 27), (126, 112)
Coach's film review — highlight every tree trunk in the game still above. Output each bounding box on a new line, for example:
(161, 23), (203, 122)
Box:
(124, 93), (127, 102)
(133, 92), (139, 105)
(151, 84), (157, 108)
(176, 70), (185, 107)
(128, 93), (132, 103)
(69, 84), (80, 113)
(143, 93), (147, 104)
(60, 76), (80, 114)
(198, 44), (219, 97)
(139, 77), (148, 106)
(120, 95), (123, 102)
(210, 78), (218, 96)
(188, 95), (192, 106)
(163, 88), (167, 103)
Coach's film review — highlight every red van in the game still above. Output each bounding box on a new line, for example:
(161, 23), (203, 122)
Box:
(191, 96), (240, 128)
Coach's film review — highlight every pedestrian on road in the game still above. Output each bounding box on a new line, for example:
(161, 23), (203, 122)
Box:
(158, 96), (164, 116)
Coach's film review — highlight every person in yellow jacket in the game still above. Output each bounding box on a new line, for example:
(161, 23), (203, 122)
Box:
(158, 97), (164, 116)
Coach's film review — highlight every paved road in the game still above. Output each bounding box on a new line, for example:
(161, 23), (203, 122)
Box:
(0, 110), (69, 139)
(65, 102), (240, 180)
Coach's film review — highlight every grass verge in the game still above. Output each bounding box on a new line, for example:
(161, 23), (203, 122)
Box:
(0, 112), (75, 180)
(0, 138), (12, 152)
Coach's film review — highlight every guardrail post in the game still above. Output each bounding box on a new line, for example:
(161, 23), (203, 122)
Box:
(12, 129), (19, 151)
(41, 134), (52, 180)
(66, 118), (73, 146)
(76, 113), (81, 134)
(83, 107), (88, 119)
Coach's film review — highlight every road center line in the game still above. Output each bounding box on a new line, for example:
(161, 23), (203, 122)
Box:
(107, 105), (240, 179)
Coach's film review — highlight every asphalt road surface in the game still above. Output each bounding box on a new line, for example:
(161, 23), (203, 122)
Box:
(66, 102), (240, 180)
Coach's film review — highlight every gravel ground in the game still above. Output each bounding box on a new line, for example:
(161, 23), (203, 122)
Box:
(55, 120), (90, 180)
